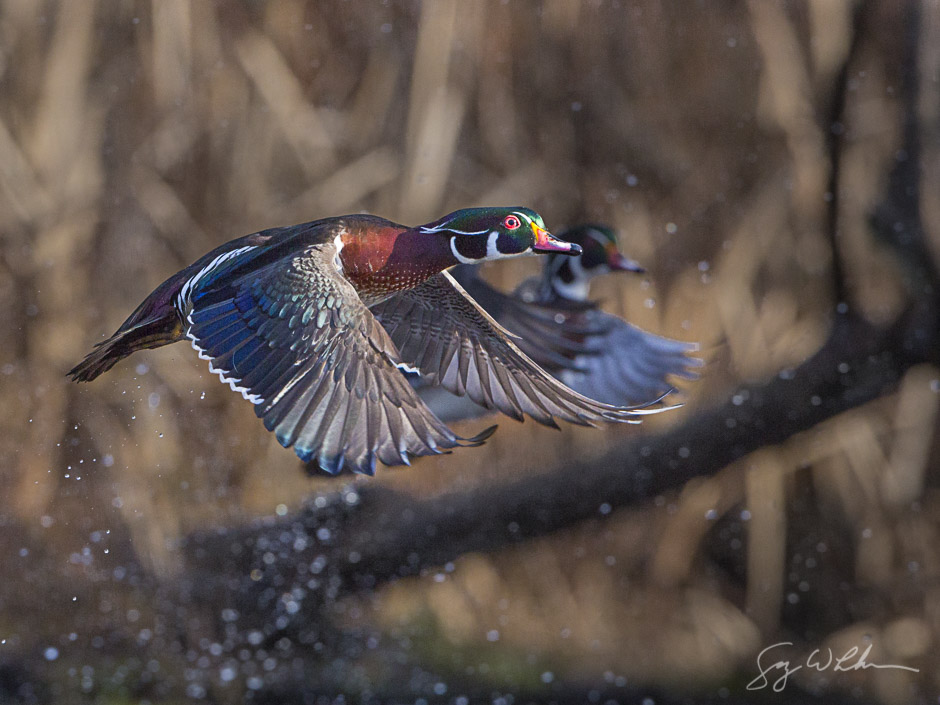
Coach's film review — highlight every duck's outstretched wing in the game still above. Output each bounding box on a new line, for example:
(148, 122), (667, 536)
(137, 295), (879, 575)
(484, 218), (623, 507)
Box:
(449, 266), (701, 406)
(448, 265), (607, 372)
(559, 310), (703, 407)
(369, 271), (677, 428)
(181, 237), (493, 475)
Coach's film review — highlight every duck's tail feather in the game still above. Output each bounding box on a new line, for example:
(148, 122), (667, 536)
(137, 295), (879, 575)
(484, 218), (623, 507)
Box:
(68, 314), (183, 382)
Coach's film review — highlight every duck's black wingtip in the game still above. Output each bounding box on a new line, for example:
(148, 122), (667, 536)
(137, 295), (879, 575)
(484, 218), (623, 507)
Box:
(66, 352), (111, 383)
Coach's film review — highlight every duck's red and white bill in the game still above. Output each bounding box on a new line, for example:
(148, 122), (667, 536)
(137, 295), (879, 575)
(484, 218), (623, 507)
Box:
(532, 225), (582, 255)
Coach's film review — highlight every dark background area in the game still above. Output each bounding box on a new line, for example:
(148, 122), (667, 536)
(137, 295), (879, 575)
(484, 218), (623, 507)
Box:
(1, 1), (939, 703)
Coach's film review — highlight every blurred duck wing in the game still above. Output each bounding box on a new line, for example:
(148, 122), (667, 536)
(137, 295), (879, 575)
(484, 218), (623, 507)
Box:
(560, 310), (703, 406)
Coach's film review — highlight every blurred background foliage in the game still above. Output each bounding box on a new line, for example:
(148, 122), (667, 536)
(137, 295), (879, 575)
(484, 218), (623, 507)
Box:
(1, 0), (939, 703)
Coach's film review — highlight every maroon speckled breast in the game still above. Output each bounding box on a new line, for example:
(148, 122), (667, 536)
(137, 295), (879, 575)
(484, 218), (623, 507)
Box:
(339, 226), (453, 305)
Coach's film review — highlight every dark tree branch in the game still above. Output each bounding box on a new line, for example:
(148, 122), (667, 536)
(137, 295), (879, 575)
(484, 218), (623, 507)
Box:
(174, 307), (931, 704)
(179, 306), (937, 622)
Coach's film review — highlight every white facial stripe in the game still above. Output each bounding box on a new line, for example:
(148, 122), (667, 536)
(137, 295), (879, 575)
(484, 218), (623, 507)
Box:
(587, 229), (612, 249)
(421, 223), (488, 235)
(486, 231), (500, 258)
(516, 211), (533, 225)
(176, 245), (257, 312)
(450, 236), (479, 264)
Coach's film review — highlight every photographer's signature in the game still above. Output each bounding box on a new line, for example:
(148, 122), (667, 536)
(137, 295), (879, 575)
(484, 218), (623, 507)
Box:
(747, 641), (920, 692)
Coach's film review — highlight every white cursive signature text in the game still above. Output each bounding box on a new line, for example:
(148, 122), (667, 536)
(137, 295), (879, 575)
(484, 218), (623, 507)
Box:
(747, 641), (920, 692)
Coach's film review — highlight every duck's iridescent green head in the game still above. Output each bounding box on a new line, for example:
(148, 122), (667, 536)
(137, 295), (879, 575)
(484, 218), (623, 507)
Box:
(420, 207), (580, 264)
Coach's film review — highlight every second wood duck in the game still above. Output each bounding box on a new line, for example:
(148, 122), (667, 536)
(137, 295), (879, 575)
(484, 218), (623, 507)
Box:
(419, 224), (702, 421)
(69, 208), (676, 475)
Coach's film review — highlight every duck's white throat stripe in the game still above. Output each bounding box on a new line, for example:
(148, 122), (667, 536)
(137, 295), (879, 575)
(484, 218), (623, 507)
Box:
(450, 237), (478, 265)
(450, 231), (509, 264)
(485, 231), (500, 258)
(552, 256), (591, 301)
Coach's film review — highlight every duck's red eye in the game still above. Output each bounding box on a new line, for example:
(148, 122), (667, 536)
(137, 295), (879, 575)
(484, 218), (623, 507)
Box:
(503, 215), (521, 230)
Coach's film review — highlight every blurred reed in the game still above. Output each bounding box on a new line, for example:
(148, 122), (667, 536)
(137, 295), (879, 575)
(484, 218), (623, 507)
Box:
(0, 0), (937, 702)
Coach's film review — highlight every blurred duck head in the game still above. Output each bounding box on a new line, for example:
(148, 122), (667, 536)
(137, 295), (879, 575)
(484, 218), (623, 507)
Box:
(547, 224), (645, 300)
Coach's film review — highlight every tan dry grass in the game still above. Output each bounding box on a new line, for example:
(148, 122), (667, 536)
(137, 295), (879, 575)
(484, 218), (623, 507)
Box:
(0, 0), (938, 702)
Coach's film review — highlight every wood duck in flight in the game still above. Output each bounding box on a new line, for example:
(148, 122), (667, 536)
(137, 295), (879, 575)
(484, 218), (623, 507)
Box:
(69, 208), (676, 475)
(419, 224), (701, 421)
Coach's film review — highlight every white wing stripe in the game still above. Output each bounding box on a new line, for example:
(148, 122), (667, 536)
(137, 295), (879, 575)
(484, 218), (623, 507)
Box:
(176, 245), (257, 312)
(184, 308), (265, 405)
